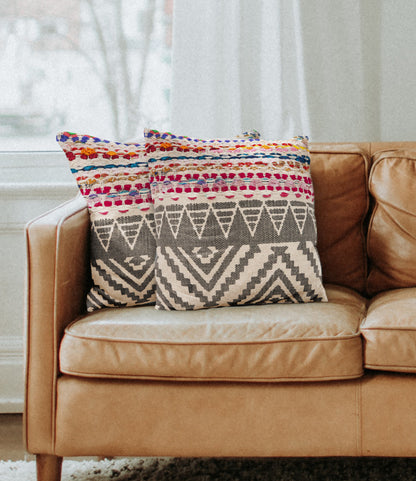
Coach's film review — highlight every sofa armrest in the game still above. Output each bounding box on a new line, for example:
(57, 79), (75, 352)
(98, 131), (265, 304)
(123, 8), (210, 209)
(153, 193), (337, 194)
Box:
(25, 195), (90, 454)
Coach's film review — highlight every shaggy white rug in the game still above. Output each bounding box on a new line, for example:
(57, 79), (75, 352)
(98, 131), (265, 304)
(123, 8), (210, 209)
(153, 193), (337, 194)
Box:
(1, 456), (416, 480)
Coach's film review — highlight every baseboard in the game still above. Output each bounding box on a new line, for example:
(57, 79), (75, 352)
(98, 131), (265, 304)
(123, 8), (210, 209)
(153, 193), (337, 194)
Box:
(0, 336), (24, 413)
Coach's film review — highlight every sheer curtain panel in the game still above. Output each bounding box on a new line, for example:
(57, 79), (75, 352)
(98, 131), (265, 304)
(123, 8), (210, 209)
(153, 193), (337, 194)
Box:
(171, 0), (416, 142)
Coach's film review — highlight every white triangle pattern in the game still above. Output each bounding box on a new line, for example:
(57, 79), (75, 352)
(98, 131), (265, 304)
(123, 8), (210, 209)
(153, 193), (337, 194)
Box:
(165, 205), (185, 239)
(93, 220), (116, 252)
(211, 205), (238, 238)
(154, 211), (164, 238)
(263, 202), (290, 237)
(94, 214), (156, 251)
(157, 200), (313, 239)
(187, 207), (211, 239)
(117, 218), (144, 249)
(240, 205), (263, 236)
(290, 204), (308, 234)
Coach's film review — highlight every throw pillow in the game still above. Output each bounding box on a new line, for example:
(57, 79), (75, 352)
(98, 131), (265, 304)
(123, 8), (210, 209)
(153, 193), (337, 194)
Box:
(145, 129), (328, 310)
(56, 132), (156, 311)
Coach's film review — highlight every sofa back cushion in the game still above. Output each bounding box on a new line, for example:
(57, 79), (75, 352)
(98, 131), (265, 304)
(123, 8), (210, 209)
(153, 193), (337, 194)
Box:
(310, 145), (369, 295)
(367, 150), (416, 295)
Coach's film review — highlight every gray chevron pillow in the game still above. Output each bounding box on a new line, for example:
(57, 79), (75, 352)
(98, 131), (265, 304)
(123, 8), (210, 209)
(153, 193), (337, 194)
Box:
(57, 132), (156, 311)
(145, 130), (327, 311)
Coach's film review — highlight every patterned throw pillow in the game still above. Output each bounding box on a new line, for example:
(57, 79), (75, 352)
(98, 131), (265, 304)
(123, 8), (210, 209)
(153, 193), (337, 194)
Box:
(57, 132), (156, 311)
(145, 129), (328, 310)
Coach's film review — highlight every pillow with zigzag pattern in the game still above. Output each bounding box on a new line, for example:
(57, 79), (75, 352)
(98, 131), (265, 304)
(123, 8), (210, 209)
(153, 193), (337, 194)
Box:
(145, 129), (327, 311)
(57, 132), (156, 311)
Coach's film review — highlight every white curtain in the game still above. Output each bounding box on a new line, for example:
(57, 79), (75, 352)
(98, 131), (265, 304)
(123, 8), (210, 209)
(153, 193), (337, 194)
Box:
(170, 0), (416, 142)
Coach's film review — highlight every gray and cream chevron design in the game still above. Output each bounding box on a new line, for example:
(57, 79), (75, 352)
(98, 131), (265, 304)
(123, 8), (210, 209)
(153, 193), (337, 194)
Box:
(86, 214), (156, 311)
(154, 198), (327, 310)
(156, 241), (324, 310)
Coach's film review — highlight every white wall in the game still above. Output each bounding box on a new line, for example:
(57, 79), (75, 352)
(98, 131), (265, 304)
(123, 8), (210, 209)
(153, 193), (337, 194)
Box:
(0, 153), (77, 412)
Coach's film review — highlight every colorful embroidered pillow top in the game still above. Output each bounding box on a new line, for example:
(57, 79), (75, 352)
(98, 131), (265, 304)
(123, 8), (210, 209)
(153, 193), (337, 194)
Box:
(145, 129), (328, 310)
(57, 132), (156, 311)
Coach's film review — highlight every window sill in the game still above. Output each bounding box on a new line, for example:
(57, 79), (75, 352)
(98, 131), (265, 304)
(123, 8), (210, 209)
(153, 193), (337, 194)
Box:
(0, 151), (75, 184)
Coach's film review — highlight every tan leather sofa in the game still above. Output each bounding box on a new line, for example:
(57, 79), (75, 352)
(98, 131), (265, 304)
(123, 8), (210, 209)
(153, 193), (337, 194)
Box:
(25, 142), (416, 481)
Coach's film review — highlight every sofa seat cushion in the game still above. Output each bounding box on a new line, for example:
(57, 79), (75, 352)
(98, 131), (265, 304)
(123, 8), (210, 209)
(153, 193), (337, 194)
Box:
(361, 288), (416, 372)
(59, 284), (365, 382)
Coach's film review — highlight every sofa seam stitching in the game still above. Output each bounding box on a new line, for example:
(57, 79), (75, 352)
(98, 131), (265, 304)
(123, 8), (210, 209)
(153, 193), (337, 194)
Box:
(58, 369), (365, 382)
(52, 204), (88, 454)
(61, 331), (363, 345)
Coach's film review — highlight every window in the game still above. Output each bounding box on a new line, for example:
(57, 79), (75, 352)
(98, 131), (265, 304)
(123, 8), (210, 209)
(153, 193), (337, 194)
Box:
(0, 0), (172, 151)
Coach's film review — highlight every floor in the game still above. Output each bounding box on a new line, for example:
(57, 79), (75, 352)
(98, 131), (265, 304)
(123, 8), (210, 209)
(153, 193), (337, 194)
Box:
(0, 414), (32, 461)
(0, 414), (99, 463)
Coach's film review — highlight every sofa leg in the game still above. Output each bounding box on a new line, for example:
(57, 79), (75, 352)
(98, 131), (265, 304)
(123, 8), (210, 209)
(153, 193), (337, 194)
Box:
(36, 454), (63, 481)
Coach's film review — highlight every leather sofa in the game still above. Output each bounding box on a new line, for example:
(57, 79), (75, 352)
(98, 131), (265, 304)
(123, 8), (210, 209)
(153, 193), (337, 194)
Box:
(25, 142), (416, 481)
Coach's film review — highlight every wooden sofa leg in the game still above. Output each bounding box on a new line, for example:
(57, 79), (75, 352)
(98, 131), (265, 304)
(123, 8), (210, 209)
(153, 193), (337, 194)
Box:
(36, 454), (63, 481)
